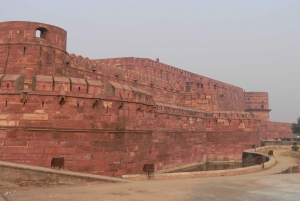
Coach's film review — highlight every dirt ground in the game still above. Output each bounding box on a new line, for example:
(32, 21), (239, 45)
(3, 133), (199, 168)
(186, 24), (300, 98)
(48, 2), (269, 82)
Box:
(1, 148), (300, 201)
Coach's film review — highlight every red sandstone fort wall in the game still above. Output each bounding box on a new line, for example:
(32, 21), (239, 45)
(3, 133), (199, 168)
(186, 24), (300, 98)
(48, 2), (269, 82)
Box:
(0, 21), (293, 176)
(206, 131), (260, 161)
(259, 121), (292, 140)
(95, 57), (246, 111)
(0, 73), (260, 175)
(63, 55), (246, 112)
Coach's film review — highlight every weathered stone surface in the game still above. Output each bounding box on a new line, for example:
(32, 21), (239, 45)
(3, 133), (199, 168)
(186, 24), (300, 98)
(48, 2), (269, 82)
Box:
(0, 21), (292, 177)
(22, 114), (48, 120)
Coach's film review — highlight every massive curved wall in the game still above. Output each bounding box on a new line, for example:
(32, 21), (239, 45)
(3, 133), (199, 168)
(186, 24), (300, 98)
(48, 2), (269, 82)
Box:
(0, 21), (292, 176)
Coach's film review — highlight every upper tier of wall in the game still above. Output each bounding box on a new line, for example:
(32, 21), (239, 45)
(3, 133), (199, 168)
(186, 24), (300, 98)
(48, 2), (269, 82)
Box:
(0, 21), (67, 51)
(94, 57), (244, 94)
(0, 74), (261, 131)
(64, 54), (246, 112)
(244, 92), (271, 121)
(0, 21), (67, 87)
(259, 121), (292, 140)
(0, 21), (268, 114)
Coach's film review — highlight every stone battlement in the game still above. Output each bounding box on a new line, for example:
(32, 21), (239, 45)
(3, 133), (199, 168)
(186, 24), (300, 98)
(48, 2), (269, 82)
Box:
(0, 21), (292, 176)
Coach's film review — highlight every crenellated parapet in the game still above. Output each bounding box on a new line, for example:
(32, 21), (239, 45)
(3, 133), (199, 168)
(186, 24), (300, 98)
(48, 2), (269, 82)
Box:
(67, 54), (175, 87)
(94, 57), (246, 111)
(95, 57), (244, 94)
(63, 54), (246, 112)
(0, 74), (24, 92)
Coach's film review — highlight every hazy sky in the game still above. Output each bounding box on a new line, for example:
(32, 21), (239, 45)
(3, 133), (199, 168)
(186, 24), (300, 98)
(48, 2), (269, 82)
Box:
(1, 0), (299, 123)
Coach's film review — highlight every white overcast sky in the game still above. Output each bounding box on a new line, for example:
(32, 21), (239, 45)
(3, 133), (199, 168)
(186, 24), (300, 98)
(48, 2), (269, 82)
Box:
(1, 0), (299, 123)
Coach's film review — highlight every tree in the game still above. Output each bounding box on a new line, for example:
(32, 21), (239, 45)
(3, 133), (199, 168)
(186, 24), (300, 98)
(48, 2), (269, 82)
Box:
(292, 117), (300, 135)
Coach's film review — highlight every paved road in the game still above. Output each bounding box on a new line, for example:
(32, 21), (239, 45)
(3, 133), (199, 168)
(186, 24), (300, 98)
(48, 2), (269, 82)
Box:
(0, 194), (8, 201)
(3, 149), (300, 201)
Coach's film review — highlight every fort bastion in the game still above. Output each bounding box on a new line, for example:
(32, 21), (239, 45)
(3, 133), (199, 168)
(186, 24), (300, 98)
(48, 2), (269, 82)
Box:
(0, 21), (291, 176)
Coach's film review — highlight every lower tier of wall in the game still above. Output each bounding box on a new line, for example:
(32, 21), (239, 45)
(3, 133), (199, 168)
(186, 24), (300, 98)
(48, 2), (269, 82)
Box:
(122, 147), (275, 180)
(0, 128), (259, 177)
(259, 121), (292, 140)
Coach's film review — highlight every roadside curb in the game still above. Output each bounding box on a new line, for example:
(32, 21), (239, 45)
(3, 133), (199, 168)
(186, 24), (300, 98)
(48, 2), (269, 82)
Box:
(0, 160), (128, 184)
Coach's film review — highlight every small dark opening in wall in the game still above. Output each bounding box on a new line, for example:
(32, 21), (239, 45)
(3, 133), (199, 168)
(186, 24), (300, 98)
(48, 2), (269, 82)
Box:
(43, 84), (45, 89)
(261, 105), (264, 109)
(6, 83), (9, 88)
(42, 101), (44, 110)
(5, 100), (7, 108)
(78, 87), (81, 91)
(197, 83), (203, 89)
(23, 47), (26, 56)
(77, 103), (80, 112)
(214, 85), (217, 90)
(106, 106), (108, 113)
(35, 27), (48, 39)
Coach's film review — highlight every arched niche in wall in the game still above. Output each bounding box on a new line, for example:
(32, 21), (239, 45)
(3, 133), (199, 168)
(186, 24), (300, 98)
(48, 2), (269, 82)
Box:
(35, 27), (48, 39)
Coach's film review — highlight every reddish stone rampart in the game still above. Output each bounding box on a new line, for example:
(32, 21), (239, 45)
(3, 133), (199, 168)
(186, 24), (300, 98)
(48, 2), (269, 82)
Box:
(0, 73), (261, 176)
(259, 121), (292, 140)
(0, 21), (292, 176)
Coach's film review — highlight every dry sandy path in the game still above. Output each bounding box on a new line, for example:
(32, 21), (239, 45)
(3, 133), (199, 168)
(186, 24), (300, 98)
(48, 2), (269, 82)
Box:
(3, 148), (300, 201)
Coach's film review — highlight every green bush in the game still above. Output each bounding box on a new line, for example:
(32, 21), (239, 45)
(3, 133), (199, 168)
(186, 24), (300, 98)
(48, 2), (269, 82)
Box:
(291, 145), (299, 151)
(282, 137), (292, 141)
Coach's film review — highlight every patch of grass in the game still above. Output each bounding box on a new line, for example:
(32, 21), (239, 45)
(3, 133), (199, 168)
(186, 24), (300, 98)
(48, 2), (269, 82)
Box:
(292, 145), (299, 151)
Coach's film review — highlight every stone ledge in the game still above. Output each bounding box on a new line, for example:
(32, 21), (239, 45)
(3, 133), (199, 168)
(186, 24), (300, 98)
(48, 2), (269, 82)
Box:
(122, 147), (277, 180)
(0, 160), (128, 184)
(122, 164), (263, 180)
